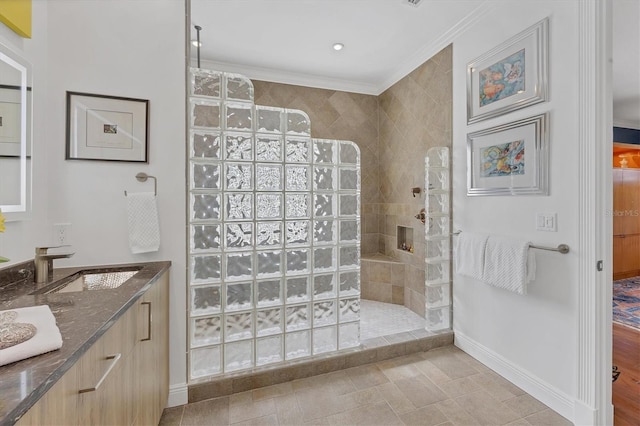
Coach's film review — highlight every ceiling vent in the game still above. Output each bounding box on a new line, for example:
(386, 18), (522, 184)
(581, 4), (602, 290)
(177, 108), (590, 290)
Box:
(404, 0), (423, 6)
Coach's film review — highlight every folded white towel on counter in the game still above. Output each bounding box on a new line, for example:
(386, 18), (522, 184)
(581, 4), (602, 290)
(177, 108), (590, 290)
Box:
(482, 236), (535, 295)
(0, 305), (63, 366)
(454, 232), (489, 281)
(126, 192), (160, 254)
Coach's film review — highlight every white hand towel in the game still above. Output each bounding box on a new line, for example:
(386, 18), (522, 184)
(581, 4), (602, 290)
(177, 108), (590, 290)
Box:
(0, 305), (63, 366)
(126, 192), (160, 254)
(482, 236), (535, 295)
(454, 232), (489, 281)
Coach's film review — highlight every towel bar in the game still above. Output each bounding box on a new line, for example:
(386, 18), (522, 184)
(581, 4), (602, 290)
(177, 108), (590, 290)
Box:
(124, 172), (157, 196)
(451, 230), (570, 254)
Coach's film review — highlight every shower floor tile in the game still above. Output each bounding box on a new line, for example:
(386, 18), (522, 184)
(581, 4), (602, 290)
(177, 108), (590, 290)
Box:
(360, 299), (427, 341)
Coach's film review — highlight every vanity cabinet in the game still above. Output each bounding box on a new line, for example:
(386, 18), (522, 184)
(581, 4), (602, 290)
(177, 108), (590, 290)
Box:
(17, 271), (169, 426)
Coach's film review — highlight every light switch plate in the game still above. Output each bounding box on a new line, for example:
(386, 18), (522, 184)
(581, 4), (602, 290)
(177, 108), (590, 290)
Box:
(536, 213), (557, 232)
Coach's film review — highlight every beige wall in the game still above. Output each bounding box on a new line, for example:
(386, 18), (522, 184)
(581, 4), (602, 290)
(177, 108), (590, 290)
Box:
(252, 44), (452, 317)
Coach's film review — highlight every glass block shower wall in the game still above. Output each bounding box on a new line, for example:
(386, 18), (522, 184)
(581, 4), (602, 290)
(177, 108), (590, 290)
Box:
(187, 68), (361, 380)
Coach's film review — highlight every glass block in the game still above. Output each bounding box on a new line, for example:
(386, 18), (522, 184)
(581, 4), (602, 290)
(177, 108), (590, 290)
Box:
(427, 193), (449, 214)
(225, 223), (253, 250)
(191, 162), (221, 190)
(313, 140), (335, 163)
(191, 255), (221, 283)
(285, 330), (310, 360)
(426, 215), (450, 238)
(426, 237), (450, 261)
(426, 169), (449, 192)
(191, 100), (220, 129)
(256, 222), (282, 247)
(339, 194), (359, 217)
(286, 221), (310, 246)
(339, 246), (360, 268)
(339, 220), (359, 242)
(225, 311), (253, 341)
(225, 103), (253, 131)
(225, 193), (253, 221)
(339, 271), (360, 296)
(226, 282), (252, 311)
(339, 297), (360, 322)
(285, 194), (310, 218)
(426, 282), (451, 308)
(191, 131), (221, 159)
(256, 165), (282, 191)
(339, 168), (359, 191)
(256, 308), (282, 336)
(226, 74), (254, 101)
(257, 335), (283, 366)
(285, 138), (311, 163)
(225, 252), (253, 281)
(286, 166), (310, 191)
(339, 142), (359, 164)
(225, 340), (253, 372)
(192, 316), (222, 347)
(190, 346), (221, 379)
(192, 193), (221, 220)
(425, 147), (449, 168)
(313, 301), (336, 327)
(191, 224), (221, 253)
(286, 276), (309, 303)
(426, 306), (451, 331)
(313, 220), (336, 245)
(225, 163), (253, 190)
(256, 251), (282, 277)
(313, 326), (337, 354)
(286, 249), (309, 274)
(257, 279), (282, 307)
(314, 274), (336, 299)
(256, 107), (282, 133)
(313, 167), (336, 191)
(314, 194), (334, 218)
(425, 260), (449, 284)
(339, 322), (360, 349)
(191, 68), (221, 98)
(285, 304), (310, 331)
(256, 135), (282, 161)
(190, 285), (221, 315)
(256, 193), (282, 219)
(313, 247), (335, 272)
(285, 109), (310, 135)
(224, 133), (253, 161)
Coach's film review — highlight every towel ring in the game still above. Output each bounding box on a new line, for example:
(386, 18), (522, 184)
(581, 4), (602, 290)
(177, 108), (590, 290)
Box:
(124, 172), (157, 196)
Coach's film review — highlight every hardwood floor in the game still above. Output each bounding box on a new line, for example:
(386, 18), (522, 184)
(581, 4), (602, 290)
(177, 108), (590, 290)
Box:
(613, 322), (640, 426)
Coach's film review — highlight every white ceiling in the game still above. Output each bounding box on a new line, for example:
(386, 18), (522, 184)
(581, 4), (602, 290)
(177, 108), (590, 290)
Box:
(192, 0), (640, 127)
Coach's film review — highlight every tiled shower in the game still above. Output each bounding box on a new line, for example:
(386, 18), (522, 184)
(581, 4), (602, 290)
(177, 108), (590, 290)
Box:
(187, 69), (362, 380)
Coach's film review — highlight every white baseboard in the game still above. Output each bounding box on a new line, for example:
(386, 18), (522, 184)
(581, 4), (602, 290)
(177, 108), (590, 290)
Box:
(166, 382), (188, 407)
(454, 331), (574, 423)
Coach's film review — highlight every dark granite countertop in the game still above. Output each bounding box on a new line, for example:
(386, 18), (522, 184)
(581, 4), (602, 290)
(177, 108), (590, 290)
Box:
(0, 260), (171, 426)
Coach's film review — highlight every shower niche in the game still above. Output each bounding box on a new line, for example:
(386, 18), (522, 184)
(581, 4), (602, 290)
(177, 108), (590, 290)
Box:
(188, 68), (361, 380)
(397, 225), (414, 253)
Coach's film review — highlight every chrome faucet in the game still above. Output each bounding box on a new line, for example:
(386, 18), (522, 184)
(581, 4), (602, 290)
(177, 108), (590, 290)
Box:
(35, 246), (75, 284)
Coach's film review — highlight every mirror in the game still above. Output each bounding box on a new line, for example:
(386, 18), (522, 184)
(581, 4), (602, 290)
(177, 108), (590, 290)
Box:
(0, 41), (31, 218)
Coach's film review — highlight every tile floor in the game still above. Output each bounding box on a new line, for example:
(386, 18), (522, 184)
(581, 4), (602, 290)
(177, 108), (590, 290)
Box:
(160, 345), (571, 426)
(360, 300), (428, 341)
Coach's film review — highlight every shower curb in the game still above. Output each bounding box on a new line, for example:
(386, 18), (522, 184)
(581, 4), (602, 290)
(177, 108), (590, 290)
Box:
(188, 330), (454, 403)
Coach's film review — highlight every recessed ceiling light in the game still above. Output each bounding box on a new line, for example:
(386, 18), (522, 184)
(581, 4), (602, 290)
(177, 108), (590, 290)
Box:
(333, 43), (344, 51)
(192, 40), (201, 47)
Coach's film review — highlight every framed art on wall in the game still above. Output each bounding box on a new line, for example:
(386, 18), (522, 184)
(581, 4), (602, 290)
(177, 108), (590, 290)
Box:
(467, 113), (549, 196)
(66, 91), (149, 162)
(467, 18), (548, 124)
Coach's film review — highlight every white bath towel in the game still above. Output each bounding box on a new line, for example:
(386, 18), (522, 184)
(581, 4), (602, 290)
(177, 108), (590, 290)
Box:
(454, 232), (489, 281)
(482, 236), (535, 295)
(0, 305), (63, 366)
(126, 192), (160, 254)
